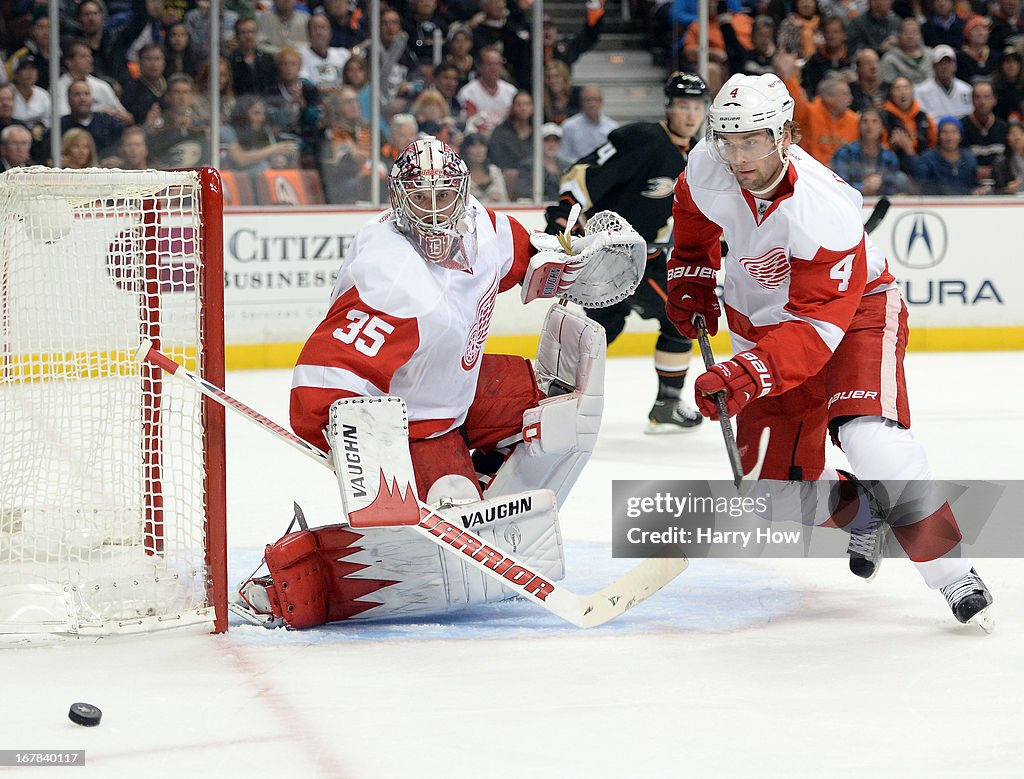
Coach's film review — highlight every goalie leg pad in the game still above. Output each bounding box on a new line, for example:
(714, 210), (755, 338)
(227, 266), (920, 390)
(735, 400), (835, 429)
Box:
(487, 305), (605, 505)
(239, 492), (565, 627)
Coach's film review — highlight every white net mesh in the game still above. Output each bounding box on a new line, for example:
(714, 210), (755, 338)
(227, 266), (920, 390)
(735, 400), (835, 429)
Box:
(0, 167), (219, 637)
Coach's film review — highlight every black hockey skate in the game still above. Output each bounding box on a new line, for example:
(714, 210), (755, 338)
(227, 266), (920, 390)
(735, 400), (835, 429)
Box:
(847, 514), (889, 582)
(645, 399), (703, 435)
(940, 568), (994, 633)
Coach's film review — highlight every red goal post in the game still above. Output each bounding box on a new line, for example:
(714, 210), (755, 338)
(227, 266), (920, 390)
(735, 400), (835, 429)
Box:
(0, 167), (226, 638)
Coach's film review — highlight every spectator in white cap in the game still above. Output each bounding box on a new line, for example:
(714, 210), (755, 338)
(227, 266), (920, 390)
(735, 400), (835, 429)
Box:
(516, 122), (566, 201)
(914, 44), (973, 119)
(559, 84), (618, 164)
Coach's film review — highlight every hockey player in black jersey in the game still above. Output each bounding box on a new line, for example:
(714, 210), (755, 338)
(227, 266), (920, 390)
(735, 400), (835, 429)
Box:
(545, 72), (710, 433)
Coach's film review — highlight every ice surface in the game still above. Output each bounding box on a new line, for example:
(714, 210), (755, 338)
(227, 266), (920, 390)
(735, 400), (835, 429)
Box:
(3, 352), (1022, 778)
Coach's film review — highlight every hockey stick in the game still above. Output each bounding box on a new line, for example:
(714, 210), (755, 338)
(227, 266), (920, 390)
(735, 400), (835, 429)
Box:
(864, 196), (891, 235)
(135, 339), (688, 628)
(693, 314), (745, 488)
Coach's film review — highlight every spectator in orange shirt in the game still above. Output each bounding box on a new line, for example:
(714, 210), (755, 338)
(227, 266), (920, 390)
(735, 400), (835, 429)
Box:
(682, 7), (752, 92)
(880, 75), (938, 174)
(781, 55), (859, 165)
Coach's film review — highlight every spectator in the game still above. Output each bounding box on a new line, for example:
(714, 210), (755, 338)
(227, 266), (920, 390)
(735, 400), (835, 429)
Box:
(487, 90), (534, 195)
(410, 88), (460, 145)
(922, 0), (965, 50)
(443, 23), (475, 86)
(882, 75), (938, 170)
(103, 125), (152, 169)
(908, 115), (987, 194)
(457, 47), (517, 137)
(819, 0), (861, 19)
(223, 95), (299, 172)
(61, 127), (99, 168)
(471, 0), (531, 88)
(258, 0), (310, 57)
(722, 14), (778, 78)
(850, 46), (890, 111)
(6, 11), (53, 91)
(541, 59), (579, 125)
(320, 85), (373, 203)
(957, 16), (995, 84)
(559, 85), (617, 163)
(10, 56), (50, 142)
(148, 74), (207, 168)
(781, 54), (859, 165)
(961, 80), (1009, 181)
(682, 7), (752, 91)
(299, 12), (351, 94)
(778, 0), (823, 60)
(113, 0), (170, 83)
(373, 6), (424, 118)
(0, 86), (28, 135)
(231, 16), (278, 96)
(993, 121), (1024, 192)
(57, 78), (125, 160)
(990, 0), (1024, 53)
(462, 131), (509, 203)
(880, 17), (932, 86)
(431, 61), (463, 117)
(0, 124), (32, 170)
(916, 44), (974, 119)
(831, 107), (910, 195)
(163, 22), (198, 79)
(544, 0), (606, 73)
(403, 0), (448, 72)
(379, 113), (419, 169)
(515, 122), (566, 201)
(803, 16), (853, 98)
(72, 1), (118, 82)
(121, 43), (167, 126)
(322, 0), (368, 51)
(264, 46), (322, 168)
(185, 0), (239, 61)
(846, 0), (901, 55)
(55, 40), (132, 124)
(195, 56), (236, 125)
(993, 48), (1024, 121)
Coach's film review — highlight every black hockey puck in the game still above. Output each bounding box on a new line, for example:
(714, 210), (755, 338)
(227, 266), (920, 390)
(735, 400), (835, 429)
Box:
(68, 702), (102, 727)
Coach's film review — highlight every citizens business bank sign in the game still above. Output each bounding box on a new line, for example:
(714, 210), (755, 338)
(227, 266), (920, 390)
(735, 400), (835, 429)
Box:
(866, 198), (1022, 328)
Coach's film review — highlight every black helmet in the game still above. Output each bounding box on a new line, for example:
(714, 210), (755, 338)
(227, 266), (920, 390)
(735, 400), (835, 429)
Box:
(665, 72), (709, 103)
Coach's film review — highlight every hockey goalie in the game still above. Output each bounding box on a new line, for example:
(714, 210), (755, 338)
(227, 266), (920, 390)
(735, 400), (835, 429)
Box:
(232, 137), (646, 627)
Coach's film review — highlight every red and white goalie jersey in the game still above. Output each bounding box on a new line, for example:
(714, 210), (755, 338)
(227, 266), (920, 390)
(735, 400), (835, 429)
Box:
(671, 140), (897, 396)
(291, 196), (532, 448)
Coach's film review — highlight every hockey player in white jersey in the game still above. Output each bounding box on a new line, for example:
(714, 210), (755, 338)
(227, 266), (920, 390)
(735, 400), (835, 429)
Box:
(232, 137), (647, 628)
(667, 73), (994, 631)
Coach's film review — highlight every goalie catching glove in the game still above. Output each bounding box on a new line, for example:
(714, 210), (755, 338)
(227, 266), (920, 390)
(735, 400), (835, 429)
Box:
(521, 211), (646, 308)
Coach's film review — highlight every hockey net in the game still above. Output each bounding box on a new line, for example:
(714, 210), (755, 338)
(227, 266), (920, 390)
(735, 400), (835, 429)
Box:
(0, 167), (226, 638)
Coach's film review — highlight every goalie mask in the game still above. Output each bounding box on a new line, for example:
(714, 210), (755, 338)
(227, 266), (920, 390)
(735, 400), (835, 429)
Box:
(389, 137), (474, 270)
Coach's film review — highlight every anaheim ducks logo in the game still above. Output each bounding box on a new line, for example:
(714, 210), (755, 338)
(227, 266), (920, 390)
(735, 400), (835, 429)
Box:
(738, 247), (790, 290)
(461, 271), (499, 371)
(641, 176), (676, 199)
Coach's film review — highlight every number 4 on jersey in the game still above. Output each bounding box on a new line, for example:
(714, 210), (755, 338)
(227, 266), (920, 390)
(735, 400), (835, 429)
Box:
(830, 252), (856, 292)
(333, 310), (395, 357)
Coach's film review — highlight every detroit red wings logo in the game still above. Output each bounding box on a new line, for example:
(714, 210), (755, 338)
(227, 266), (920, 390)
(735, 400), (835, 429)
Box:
(461, 272), (499, 370)
(738, 247), (790, 290)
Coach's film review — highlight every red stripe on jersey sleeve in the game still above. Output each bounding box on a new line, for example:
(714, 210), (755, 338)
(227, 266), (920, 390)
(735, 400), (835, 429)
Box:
(670, 172), (723, 269)
(290, 285), (419, 447)
(750, 239), (868, 395)
(491, 210), (534, 292)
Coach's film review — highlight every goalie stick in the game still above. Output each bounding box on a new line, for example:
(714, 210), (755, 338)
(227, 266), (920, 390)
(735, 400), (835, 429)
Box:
(135, 339), (687, 628)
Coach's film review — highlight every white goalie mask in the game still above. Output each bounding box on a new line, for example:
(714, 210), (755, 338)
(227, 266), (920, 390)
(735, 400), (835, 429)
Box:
(706, 73), (795, 194)
(388, 137), (474, 270)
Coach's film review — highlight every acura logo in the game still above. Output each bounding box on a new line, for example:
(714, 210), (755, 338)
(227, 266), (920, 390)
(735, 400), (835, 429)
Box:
(890, 211), (947, 269)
